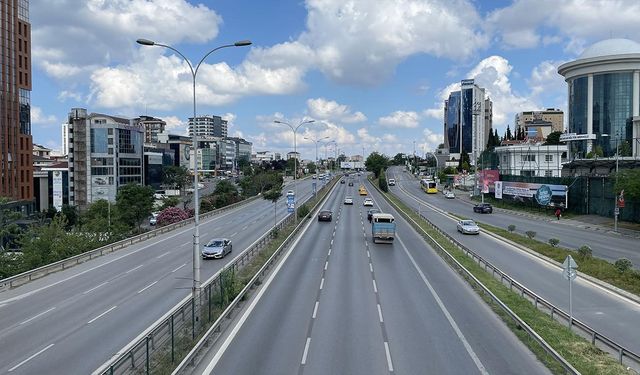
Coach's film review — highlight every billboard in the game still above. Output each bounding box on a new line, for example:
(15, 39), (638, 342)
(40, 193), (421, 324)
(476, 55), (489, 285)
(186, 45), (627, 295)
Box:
(497, 181), (568, 208)
(340, 161), (364, 169)
(476, 170), (499, 193)
(52, 171), (63, 211)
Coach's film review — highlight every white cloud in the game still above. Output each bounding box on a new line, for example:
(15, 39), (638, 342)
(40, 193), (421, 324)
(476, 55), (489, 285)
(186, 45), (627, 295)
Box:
(31, 107), (59, 125)
(163, 116), (188, 135)
(422, 128), (444, 152)
(306, 98), (366, 123)
(529, 60), (567, 97)
(378, 111), (420, 128)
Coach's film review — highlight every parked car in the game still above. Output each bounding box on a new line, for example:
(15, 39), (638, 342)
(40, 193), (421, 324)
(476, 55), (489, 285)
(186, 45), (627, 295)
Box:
(388, 178), (396, 186)
(457, 220), (480, 235)
(149, 213), (158, 226)
(202, 238), (233, 259)
(318, 210), (333, 222)
(367, 208), (380, 222)
(344, 196), (354, 205)
(445, 191), (455, 199)
(473, 203), (493, 214)
(363, 197), (374, 207)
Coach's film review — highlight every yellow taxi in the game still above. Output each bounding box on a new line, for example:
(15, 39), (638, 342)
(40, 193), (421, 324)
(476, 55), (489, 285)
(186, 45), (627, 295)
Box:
(359, 186), (368, 196)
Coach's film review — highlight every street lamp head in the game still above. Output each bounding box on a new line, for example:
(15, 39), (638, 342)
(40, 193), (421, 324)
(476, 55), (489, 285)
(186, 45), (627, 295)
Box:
(234, 40), (252, 47)
(136, 38), (155, 46)
(304, 120), (316, 124)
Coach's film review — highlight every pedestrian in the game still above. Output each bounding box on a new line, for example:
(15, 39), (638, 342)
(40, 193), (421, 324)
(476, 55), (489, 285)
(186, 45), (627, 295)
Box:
(555, 208), (561, 220)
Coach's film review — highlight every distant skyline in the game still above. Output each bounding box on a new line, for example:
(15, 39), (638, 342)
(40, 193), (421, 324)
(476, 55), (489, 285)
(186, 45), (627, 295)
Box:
(29, 0), (640, 159)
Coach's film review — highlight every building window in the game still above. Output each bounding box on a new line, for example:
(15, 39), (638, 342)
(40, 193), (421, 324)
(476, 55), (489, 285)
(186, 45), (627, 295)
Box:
(545, 170), (553, 177)
(521, 155), (536, 162)
(91, 128), (109, 153)
(545, 155), (553, 162)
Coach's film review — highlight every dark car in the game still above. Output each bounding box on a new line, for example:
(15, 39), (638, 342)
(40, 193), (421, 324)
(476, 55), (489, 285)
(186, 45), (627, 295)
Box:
(348, 181), (354, 186)
(367, 208), (380, 222)
(473, 203), (493, 214)
(202, 238), (232, 259)
(318, 210), (333, 221)
(340, 179), (345, 184)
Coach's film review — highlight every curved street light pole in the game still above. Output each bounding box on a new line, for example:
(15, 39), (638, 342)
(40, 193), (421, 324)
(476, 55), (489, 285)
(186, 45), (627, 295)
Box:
(137, 38), (251, 302)
(275, 119), (315, 222)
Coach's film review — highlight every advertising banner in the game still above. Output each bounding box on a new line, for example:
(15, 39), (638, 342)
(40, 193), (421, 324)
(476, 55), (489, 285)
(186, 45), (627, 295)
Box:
(52, 171), (63, 211)
(476, 170), (499, 193)
(500, 181), (568, 208)
(287, 194), (295, 213)
(494, 181), (503, 199)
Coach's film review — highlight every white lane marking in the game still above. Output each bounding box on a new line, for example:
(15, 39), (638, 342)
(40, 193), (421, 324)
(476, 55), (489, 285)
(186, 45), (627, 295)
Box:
(324, 261), (328, 271)
(181, 241), (190, 247)
(230, 232), (238, 237)
(20, 307), (56, 325)
(125, 264), (143, 274)
(312, 301), (319, 319)
(331, 239), (333, 246)
(87, 305), (117, 324)
(137, 281), (158, 294)
(372, 280), (378, 293)
(8, 343), (55, 372)
(367, 251), (370, 258)
(83, 281), (109, 295)
(377, 304), (384, 323)
(384, 342), (394, 372)
(242, 226), (248, 231)
(202, 204), (321, 374)
(156, 251), (170, 259)
(328, 249), (332, 256)
(397, 235), (489, 374)
(172, 263), (187, 273)
(301, 337), (312, 365)
(320, 278), (325, 290)
(369, 263), (374, 273)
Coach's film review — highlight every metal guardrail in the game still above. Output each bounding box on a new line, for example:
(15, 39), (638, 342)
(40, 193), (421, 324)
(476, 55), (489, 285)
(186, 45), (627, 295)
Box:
(379, 179), (640, 372)
(0, 196), (260, 292)
(94, 178), (339, 375)
(367, 178), (581, 374)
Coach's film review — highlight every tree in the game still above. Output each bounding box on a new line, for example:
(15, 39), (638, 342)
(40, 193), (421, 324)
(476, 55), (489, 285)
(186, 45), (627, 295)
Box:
(544, 131), (564, 145)
(211, 179), (240, 208)
(156, 206), (190, 226)
(237, 156), (252, 176)
(392, 153), (405, 165)
(307, 161), (317, 174)
(162, 165), (191, 190)
(158, 196), (181, 211)
(61, 204), (78, 230)
(457, 151), (470, 172)
(0, 197), (23, 251)
(115, 183), (155, 231)
(263, 185), (283, 230)
(79, 199), (127, 241)
(365, 152), (389, 178)
(614, 169), (640, 200)
(378, 170), (388, 192)
(505, 125), (513, 141)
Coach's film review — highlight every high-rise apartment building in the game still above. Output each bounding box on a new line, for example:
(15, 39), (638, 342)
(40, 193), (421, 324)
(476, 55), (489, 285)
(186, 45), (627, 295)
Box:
(1, 0), (33, 209)
(135, 115), (166, 144)
(443, 79), (492, 166)
(188, 115), (228, 138)
(67, 108), (144, 210)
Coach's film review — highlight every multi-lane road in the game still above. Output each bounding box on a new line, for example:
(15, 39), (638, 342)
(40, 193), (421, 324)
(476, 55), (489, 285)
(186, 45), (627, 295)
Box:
(198, 177), (550, 374)
(0, 179), (317, 374)
(385, 166), (640, 354)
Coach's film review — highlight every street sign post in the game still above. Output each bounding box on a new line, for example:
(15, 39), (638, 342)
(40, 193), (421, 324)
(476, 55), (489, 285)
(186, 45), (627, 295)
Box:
(287, 194), (295, 214)
(562, 255), (578, 329)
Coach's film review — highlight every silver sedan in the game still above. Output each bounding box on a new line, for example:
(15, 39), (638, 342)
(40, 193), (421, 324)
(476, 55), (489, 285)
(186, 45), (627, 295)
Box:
(457, 220), (480, 235)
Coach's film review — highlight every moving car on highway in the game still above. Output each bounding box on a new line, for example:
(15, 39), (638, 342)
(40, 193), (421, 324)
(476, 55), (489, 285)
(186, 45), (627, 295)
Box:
(445, 191), (455, 199)
(457, 220), (480, 235)
(344, 196), (354, 205)
(473, 203), (493, 214)
(363, 197), (374, 206)
(318, 210), (332, 222)
(359, 186), (368, 195)
(202, 238), (233, 259)
(388, 178), (396, 186)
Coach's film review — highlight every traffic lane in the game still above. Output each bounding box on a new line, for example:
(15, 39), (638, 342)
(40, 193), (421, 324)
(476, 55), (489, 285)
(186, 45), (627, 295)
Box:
(388, 180), (640, 353)
(304, 192), (388, 375)
(366, 179), (550, 375)
(204, 183), (345, 375)
(0, 184), (320, 373)
(388, 167), (638, 266)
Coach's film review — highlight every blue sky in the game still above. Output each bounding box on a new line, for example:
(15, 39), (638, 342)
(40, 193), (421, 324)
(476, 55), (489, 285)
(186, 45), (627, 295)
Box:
(29, 0), (640, 160)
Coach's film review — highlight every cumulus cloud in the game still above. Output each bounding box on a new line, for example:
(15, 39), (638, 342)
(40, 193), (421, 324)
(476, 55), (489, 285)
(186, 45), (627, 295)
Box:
(31, 107), (59, 125)
(378, 111), (420, 128)
(306, 98), (366, 123)
(488, 0), (640, 53)
(163, 116), (188, 135)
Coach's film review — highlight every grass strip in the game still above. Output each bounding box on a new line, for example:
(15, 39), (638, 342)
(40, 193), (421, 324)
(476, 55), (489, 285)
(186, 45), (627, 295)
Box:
(382, 191), (633, 375)
(476, 222), (640, 297)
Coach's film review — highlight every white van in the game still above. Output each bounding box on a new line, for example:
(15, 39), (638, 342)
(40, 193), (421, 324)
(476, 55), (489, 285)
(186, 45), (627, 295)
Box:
(388, 178), (396, 186)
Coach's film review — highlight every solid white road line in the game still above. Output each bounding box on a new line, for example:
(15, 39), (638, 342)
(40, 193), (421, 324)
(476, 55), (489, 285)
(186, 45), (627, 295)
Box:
(82, 281), (108, 295)
(20, 307), (56, 325)
(172, 263), (187, 273)
(125, 264), (143, 274)
(377, 304), (384, 323)
(301, 337), (312, 365)
(397, 235), (488, 375)
(384, 342), (394, 372)
(312, 301), (319, 319)
(8, 343), (55, 372)
(87, 305), (117, 324)
(137, 281), (158, 294)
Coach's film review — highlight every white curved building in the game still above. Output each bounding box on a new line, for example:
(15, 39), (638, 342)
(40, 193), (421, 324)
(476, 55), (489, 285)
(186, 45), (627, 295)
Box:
(558, 38), (640, 158)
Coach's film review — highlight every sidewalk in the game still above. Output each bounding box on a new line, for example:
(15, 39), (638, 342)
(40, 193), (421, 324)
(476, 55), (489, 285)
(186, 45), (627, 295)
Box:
(454, 188), (640, 239)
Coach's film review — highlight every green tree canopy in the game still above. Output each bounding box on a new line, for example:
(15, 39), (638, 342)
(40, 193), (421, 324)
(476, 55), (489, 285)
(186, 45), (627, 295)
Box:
(365, 152), (389, 178)
(115, 184), (155, 231)
(614, 169), (640, 200)
(163, 165), (191, 190)
(544, 131), (564, 145)
(392, 153), (405, 165)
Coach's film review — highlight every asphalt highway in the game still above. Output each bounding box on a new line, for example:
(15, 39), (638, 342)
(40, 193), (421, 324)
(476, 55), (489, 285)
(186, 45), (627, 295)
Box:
(386, 166), (640, 354)
(0, 178), (316, 374)
(200, 176), (549, 375)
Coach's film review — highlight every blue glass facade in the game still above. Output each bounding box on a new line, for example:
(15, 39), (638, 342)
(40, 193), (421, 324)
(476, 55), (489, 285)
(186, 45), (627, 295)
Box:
(593, 72), (633, 156)
(446, 92), (461, 154)
(90, 128), (109, 153)
(461, 88), (473, 154)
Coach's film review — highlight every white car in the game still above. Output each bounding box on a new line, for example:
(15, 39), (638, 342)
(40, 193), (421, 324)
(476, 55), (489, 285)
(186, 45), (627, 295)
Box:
(287, 190), (295, 196)
(149, 213), (159, 226)
(388, 178), (396, 186)
(363, 197), (374, 207)
(457, 220), (480, 235)
(445, 191), (455, 199)
(344, 196), (354, 205)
